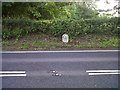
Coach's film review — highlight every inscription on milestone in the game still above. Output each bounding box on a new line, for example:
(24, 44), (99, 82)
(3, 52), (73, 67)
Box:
(62, 34), (69, 43)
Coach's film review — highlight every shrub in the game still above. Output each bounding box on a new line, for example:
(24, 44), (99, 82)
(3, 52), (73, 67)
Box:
(2, 17), (120, 39)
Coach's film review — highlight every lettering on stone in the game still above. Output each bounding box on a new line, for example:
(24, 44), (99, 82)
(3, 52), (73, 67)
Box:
(62, 34), (69, 43)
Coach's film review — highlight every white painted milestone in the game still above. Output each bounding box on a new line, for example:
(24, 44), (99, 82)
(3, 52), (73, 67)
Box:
(62, 34), (69, 43)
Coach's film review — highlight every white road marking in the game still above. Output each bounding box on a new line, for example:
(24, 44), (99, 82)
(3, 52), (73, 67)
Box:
(88, 72), (120, 75)
(86, 70), (120, 73)
(0, 71), (26, 73)
(2, 50), (119, 53)
(0, 74), (27, 77)
(86, 70), (120, 76)
(0, 71), (27, 77)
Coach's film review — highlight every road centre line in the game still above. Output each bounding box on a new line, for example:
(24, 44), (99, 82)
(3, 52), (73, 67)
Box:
(0, 71), (26, 73)
(0, 74), (27, 77)
(86, 70), (120, 73)
(88, 72), (120, 75)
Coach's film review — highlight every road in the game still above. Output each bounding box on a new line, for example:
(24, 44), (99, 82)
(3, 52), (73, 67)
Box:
(1, 50), (119, 88)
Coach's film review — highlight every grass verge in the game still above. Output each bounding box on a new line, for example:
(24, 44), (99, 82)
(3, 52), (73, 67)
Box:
(2, 34), (119, 51)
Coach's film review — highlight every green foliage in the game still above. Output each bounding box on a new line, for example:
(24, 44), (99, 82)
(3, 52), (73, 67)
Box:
(98, 38), (119, 44)
(2, 18), (50, 39)
(2, 2), (99, 20)
(2, 17), (120, 40)
(66, 2), (98, 19)
(2, 2), (73, 20)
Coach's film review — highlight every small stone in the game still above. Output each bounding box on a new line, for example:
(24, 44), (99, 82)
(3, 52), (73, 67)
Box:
(55, 73), (59, 76)
(52, 71), (56, 73)
(55, 73), (62, 76)
(49, 70), (57, 73)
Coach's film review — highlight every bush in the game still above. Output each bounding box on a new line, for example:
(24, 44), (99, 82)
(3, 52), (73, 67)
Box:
(2, 17), (120, 39)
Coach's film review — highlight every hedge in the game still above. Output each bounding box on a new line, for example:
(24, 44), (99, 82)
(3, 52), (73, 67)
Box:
(2, 17), (120, 39)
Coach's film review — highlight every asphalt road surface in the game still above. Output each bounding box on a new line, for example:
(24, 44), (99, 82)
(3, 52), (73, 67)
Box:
(1, 50), (119, 88)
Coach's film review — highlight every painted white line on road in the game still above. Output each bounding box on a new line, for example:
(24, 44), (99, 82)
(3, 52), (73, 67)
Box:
(0, 74), (27, 77)
(86, 70), (120, 73)
(88, 72), (120, 75)
(0, 71), (26, 73)
(2, 50), (119, 53)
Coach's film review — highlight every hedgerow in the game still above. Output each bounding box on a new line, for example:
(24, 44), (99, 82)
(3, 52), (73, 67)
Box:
(2, 17), (120, 39)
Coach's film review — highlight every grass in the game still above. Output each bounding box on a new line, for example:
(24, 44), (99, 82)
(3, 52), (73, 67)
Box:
(75, 38), (119, 48)
(2, 34), (119, 50)
(32, 41), (48, 46)
(18, 45), (29, 49)
(2, 41), (9, 45)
